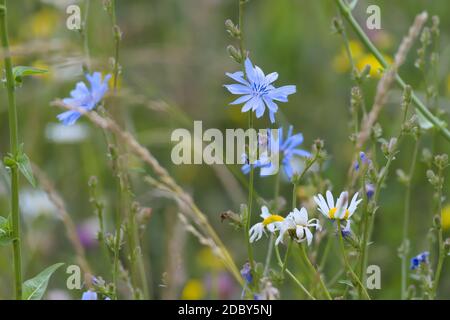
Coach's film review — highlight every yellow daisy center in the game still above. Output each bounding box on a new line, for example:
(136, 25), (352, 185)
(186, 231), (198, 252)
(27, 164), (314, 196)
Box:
(263, 214), (284, 226)
(328, 208), (350, 220)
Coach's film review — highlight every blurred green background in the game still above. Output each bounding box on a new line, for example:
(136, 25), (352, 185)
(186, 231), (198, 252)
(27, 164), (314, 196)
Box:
(0, 0), (449, 299)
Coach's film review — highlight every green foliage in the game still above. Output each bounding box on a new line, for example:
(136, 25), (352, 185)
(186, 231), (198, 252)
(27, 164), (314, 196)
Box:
(12, 66), (48, 87)
(22, 263), (64, 300)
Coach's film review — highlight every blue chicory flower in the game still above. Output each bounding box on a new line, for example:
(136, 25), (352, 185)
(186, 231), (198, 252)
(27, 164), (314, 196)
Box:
(58, 72), (112, 126)
(240, 262), (253, 284)
(81, 290), (98, 300)
(241, 126), (310, 180)
(341, 220), (352, 238)
(354, 152), (371, 171)
(224, 58), (296, 123)
(366, 183), (375, 199)
(410, 251), (430, 270)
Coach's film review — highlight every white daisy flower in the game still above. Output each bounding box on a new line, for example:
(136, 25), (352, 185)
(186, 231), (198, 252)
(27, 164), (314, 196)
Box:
(275, 207), (320, 245)
(313, 190), (361, 220)
(249, 206), (284, 243)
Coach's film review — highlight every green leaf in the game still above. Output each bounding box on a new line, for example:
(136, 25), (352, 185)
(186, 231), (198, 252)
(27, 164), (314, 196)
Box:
(16, 145), (36, 187)
(338, 279), (355, 288)
(22, 263), (64, 300)
(0, 216), (14, 246)
(12, 66), (48, 86)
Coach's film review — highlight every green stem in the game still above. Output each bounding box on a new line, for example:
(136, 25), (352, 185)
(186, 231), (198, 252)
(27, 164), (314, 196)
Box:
(431, 166), (445, 299)
(238, 0), (255, 273)
(335, 0), (450, 143)
(113, 176), (122, 299)
(299, 244), (332, 300)
(281, 239), (292, 275)
(360, 137), (402, 285)
(431, 227), (444, 298)
(275, 245), (315, 299)
(238, 0), (246, 60)
(337, 221), (371, 299)
(400, 138), (419, 299)
(263, 172), (281, 276)
(246, 113), (255, 272)
(82, 0), (91, 70)
(357, 166), (369, 297)
(263, 234), (274, 277)
(111, 0), (120, 92)
(0, 1), (22, 300)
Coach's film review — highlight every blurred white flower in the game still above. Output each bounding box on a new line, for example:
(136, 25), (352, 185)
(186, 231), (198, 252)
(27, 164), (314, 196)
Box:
(20, 189), (57, 219)
(47, 289), (71, 300)
(45, 123), (89, 144)
(276, 207), (320, 245)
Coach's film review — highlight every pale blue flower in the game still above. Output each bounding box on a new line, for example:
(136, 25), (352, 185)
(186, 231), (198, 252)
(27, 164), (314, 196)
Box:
(224, 58), (296, 123)
(354, 152), (371, 171)
(240, 262), (253, 284)
(58, 72), (111, 126)
(81, 290), (98, 300)
(241, 126), (310, 180)
(366, 183), (375, 199)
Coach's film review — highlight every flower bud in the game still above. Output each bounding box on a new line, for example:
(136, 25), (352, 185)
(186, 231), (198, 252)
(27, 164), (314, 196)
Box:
(422, 148), (432, 165)
(434, 154), (448, 170)
(225, 19), (241, 38)
(433, 214), (442, 229)
(314, 139), (324, 151)
(227, 45), (242, 63)
(396, 169), (409, 185)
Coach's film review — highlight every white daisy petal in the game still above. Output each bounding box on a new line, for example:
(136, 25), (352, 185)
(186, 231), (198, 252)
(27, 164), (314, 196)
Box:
(260, 206), (271, 219)
(295, 207), (308, 226)
(326, 190), (335, 208)
(296, 226), (305, 242)
(305, 228), (313, 245)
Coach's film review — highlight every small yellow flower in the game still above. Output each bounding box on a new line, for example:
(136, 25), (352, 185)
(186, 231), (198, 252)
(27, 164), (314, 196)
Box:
(181, 279), (205, 300)
(29, 8), (60, 38)
(197, 248), (223, 271)
(332, 40), (364, 73)
(356, 53), (392, 78)
(441, 204), (450, 230)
